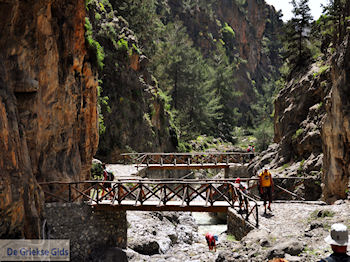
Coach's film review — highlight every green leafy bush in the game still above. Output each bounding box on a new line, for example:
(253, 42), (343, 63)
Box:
(91, 162), (103, 179)
(222, 23), (235, 37)
(117, 38), (129, 51)
(252, 121), (273, 152)
(85, 17), (105, 69)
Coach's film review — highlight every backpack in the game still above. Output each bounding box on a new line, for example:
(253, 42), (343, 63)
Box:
(107, 171), (114, 181)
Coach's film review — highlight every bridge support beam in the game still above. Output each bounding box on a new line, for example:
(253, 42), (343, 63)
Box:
(44, 203), (127, 261)
(227, 207), (254, 240)
(224, 167), (230, 178)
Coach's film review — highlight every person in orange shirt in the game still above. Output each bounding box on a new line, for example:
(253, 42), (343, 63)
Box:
(258, 168), (274, 214)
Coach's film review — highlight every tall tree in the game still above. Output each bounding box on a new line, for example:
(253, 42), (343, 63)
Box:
(208, 49), (241, 139)
(317, 0), (349, 49)
(112, 0), (162, 56)
(283, 0), (313, 70)
(152, 22), (222, 139)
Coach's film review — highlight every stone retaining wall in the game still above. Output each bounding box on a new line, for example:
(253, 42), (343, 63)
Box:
(225, 163), (250, 178)
(44, 203), (127, 261)
(227, 207), (254, 240)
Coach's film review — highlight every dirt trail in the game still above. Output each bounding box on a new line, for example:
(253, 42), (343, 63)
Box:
(217, 200), (350, 261)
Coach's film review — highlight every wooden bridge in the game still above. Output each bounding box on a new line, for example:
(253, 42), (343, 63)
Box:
(40, 179), (259, 227)
(121, 152), (254, 170)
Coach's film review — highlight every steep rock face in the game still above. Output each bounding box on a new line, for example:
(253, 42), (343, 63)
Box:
(216, 0), (267, 73)
(87, 1), (177, 162)
(247, 63), (331, 200)
(260, 41), (350, 202)
(167, 0), (283, 119)
(322, 36), (350, 203)
(274, 63), (331, 165)
(0, 0), (98, 237)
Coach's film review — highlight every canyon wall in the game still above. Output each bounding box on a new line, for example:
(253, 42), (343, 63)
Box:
(167, 0), (283, 119)
(86, 1), (177, 162)
(322, 36), (350, 203)
(0, 0), (98, 237)
(267, 38), (350, 203)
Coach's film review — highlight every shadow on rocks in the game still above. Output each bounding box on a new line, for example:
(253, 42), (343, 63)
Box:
(88, 247), (128, 262)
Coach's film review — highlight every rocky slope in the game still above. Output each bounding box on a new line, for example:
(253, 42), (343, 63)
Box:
(0, 0), (98, 237)
(86, 0), (177, 162)
(250, 35), (350, 203)
(248, 60), (330, 200)
(125, 201), (350, 261)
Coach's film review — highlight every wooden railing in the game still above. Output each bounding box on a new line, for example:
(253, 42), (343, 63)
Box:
(121, 152), (255, 169)
(39, 179), (259, 227)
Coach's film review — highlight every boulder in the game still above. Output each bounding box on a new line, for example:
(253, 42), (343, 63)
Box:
(267, 240), (304, 259)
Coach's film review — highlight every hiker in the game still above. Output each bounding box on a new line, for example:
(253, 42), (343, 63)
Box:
(205, 232), (217, 252)
(258, 167), (274, 214)
(235, 177), (249, 211)
(247, 144), (252, 152)
(102, 163), (114, 199)
(319, 223), (350, 262)
(247, 144), (255, 160)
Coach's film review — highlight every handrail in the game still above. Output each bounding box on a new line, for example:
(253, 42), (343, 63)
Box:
(38, 176), (309, 185)
(39, 180), (260, 226)
(121, 152), (253, 156)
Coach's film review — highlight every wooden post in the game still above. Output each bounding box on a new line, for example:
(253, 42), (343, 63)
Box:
(224, 167), (230, 178)
(68, 184), (71, 202)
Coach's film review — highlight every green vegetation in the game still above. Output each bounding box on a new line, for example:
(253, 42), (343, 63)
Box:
(304, 245), (319, 256)
(97, 81), (110, 135)
(117, 38), (129, 51)
(252, 121), (274, 151)
(85, 17), (105, 69)
(88, 0), (337, 154)
(310, 209), (335, 220)
(222, 23), (235, 38)
(313, 65), (330, 78)
(293, 128), (304, 140)
(91, 162), (103, 179)
(298, 159), (305, 175)
(226, 235), (236, 242)
(152, 21), (233, 141)
(282, 0), (313, 73)
(281, 163), (290, 170)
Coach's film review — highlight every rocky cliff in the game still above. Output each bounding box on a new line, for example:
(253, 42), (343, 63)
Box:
(322, 36), (350, 203)
(0, 0), (98, 237)
(251, 36), (350, 202)
(86, 1), (177, 162)
(167, 0), (283, 120)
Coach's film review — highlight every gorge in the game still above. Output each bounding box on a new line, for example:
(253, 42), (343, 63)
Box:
(0, 0), (349, 261)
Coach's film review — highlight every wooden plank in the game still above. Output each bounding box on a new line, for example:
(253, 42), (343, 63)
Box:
(93, 204), (229, 212)
(143, 164), (230, 170)
(91, 200), (238, 212)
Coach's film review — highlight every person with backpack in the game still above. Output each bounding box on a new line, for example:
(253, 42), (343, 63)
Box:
(102, 163), (114, 200)
(205, 232), (217, 252)
(235, 177), (249, 212)
(258, 167), (274, 214)
(319, 223), (350, 262)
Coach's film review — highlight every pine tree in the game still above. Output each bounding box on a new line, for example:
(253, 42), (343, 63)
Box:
(283, 0), (313, 70)
(152, 22), (223, 140)
(208, 50), (241, 139)
(321, 0), (348, 46)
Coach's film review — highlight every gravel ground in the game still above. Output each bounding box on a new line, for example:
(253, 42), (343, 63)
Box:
(126, 200), (350, 262)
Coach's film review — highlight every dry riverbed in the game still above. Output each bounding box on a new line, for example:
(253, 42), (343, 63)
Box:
(126, 200), (350, 262)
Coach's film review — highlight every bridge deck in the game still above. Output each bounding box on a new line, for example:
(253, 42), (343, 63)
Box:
(140, 163), (231, 170)
(122, 152), (254, 170)
(91, 200), (257, 212)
